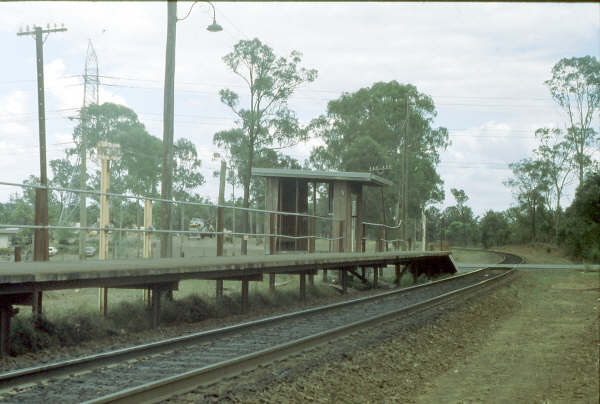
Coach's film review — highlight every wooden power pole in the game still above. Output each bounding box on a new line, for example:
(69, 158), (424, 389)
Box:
(402, 93), (409, 244)
(161, 2), (177, 259)
(17, 24), (67, 262)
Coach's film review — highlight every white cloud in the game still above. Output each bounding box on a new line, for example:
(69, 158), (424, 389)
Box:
(0, 2), (597, 214)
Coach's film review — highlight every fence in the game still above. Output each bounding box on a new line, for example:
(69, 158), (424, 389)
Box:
(0, 180), (350, 261)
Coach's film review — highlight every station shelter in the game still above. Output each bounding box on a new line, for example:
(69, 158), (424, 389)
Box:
(251, 168), (393, 254)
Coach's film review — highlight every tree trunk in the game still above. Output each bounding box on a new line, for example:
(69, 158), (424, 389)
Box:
(531, 198), (536, 242)
(241, 144), (254, 256)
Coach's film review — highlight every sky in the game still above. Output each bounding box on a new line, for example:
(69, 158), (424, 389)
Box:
(0, 2), (598, 216)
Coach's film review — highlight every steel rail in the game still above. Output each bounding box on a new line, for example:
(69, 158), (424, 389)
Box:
(0, 265), (498, 391)
(85, 267), (517, 404)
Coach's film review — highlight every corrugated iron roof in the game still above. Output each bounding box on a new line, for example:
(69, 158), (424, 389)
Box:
(251, 168), (393, 187)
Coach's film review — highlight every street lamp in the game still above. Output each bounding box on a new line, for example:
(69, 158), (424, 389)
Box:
(161, 1), (222, 258)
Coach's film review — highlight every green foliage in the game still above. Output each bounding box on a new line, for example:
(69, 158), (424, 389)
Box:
(216, 38), (317, 252)
(309, 81), (449, 225)
(545, 56), (600, 186)
(480, 210), (510, 249)
(560, 171), (600, 262)
(505, 158), (550, 242)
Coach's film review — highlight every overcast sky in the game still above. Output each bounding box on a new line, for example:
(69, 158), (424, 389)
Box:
(0, 2), (598, 216)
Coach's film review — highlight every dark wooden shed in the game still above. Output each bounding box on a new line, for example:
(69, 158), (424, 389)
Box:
(252, 168), (393, 254)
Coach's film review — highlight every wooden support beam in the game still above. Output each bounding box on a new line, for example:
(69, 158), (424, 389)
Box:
(373, 266), (379, 288)
(32, 289), (42, 324)
(299, 273), (306, 301)
(322, 269), (328, 282)
(410, 262), (418, 284)
(0, 306), (13, 358)
(361, 223), (366, 252)
(308, 273), (314, 286)
(349, 267), (368, 284)
(269, 273), (276, 291)
(216, 279), (223, 298)
(151, 285), (161, 328)
(395, 263), (401, 285)
(341, 268), (348, 294)
(241, 279), (249, 312)
(144, 288), (151, 308)
(99, 287), (108, 317)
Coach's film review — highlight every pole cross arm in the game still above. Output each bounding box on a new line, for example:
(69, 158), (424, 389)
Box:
(17, 27), (67, 36)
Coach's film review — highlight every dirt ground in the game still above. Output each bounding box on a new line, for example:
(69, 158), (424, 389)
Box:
(211, 249), (599, 404)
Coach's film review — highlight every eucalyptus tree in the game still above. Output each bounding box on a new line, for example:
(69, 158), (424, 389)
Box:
(217, 38), (317, 254)
(309, 81), (449, 226)
(561, 171), (600, 262)
(505, 159), (551, 242)
(545, 56), (600, 186)
(533, 128), (576, 238)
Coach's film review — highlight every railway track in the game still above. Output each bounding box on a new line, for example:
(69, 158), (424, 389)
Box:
(1, 254), (521, 403)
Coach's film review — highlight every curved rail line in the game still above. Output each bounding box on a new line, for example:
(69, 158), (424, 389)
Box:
(1, 252), (522, 403)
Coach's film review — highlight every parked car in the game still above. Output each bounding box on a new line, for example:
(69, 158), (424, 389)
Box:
(48, 246), (58, 256)
(189, 218), (214, 239)
(84, 246), (96, 257)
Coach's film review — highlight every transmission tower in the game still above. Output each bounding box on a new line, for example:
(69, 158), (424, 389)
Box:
(78, 39), (100, 260)
(83, 39), (100, 107)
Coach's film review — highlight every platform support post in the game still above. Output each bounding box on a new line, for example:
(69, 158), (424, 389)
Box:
(299, 273), (306, 301)
(216, 279), (223, 298)
(151, 285), (161, 328)
(32, 289), (42, 324)
(395, 263), (401, 285)
(373, 266), (379, 288)
(0, 306), (13, 358)
(341, 268), (348, 294)
(99, 287), (108, 317)
(308, 272), (314, 286)
(269, 274), (276, 291)
(241, 279), (249, 312)
(144, 288), (151, 307)
(322, 269), (327, 282)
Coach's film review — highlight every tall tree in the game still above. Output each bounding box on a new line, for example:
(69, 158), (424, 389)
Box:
(533, 127), (576, 238)
(218, 38), (317, 254)
(505, 159), (550, 242)
(172, 138), (205, 201)
(310, 81), (449, 226)
(450, 188), (471, 246)
(545, 56), (600, 186)
(479, 210), (509, 249)
(560, 171), (600, 262)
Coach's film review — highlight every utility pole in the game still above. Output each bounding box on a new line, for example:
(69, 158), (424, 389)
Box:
(161, 1), (177, 259)
(402, 93), (409, 245)
(17, 24), (67, 262)
(160, 2), (221, 259)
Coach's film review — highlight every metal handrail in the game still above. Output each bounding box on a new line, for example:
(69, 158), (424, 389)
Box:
(0, 223), (343, 242)
(0, 180), (342, 222)
(362, 221), (401, 230)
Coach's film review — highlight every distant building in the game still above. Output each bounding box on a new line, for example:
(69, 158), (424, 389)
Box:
(0, 228), (19, 249)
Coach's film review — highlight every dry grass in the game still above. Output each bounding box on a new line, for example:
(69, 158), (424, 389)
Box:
(491, 243), (573, 265)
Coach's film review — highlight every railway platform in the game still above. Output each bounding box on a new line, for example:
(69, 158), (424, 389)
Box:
(0, 251), (457, 356)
